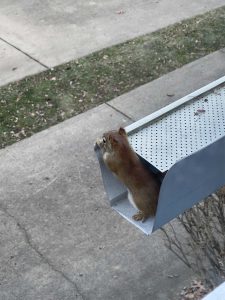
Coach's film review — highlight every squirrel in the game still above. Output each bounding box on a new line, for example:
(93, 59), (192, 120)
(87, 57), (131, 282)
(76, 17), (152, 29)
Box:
(96, 127), (160, 222)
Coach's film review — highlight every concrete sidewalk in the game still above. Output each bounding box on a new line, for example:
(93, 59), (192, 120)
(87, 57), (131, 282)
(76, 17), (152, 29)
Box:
(0, 0), (225, 86)
(0, 50), (224, 300)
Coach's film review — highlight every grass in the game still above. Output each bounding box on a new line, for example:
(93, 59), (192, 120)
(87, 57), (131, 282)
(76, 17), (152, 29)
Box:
(0, 6), (225, 148)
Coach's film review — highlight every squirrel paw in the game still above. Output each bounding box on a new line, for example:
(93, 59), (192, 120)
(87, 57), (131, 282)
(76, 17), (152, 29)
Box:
(132, 211), (147, 223)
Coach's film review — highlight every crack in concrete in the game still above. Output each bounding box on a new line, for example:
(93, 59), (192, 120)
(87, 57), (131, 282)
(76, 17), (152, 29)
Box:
(32, 176), (58, 196)
(0, 204), (86, 300)
(0, 37), (49, 69)
(106, 102), (135, 122)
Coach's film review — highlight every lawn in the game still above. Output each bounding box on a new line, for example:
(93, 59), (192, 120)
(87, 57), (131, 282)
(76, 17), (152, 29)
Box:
(0, 6), (225, 148)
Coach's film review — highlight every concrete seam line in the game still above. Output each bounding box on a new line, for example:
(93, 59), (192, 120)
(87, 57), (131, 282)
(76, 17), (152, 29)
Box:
(0, 37), (49, 69)
(0, 204), (86, 300)
(106, 102), (135, 122)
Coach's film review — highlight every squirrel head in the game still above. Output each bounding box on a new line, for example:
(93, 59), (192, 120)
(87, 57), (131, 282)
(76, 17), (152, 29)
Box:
(96, 127), (128, 153)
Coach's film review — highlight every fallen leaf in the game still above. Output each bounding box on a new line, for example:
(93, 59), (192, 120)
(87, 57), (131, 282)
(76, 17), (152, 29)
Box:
(116, 10), (125, 14)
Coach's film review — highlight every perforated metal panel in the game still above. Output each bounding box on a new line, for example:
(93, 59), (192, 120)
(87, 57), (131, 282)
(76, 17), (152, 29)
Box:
(128, 84), (225, 172)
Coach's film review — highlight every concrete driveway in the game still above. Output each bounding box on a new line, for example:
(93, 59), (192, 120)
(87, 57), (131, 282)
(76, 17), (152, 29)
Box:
(1, 49), (225, 299)
(0, 0), (224, 86)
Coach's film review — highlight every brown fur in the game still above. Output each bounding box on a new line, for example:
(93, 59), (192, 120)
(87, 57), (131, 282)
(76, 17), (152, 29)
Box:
(97, 127), (160, 222)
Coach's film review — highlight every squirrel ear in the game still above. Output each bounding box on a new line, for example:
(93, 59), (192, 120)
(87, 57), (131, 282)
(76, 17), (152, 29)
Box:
(119, 127), (127, 136)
